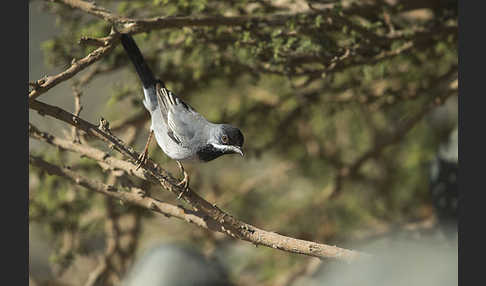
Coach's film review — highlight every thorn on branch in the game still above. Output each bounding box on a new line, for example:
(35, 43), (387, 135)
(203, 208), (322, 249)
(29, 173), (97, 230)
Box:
(29, 81), (40, 91)
(98, 117), (112, 134)
(107, 185), (117, 192)
(29, 77), (48, 93)
(136, 189), (146, 197)
(38, 77), (47, 85)
(109, 25), (117, 35)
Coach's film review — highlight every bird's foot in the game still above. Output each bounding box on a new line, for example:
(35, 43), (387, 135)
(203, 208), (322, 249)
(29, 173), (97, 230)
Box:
(135, 130), (154, 170)
(135, 149), (149, 170)
(176, 161), (190, 199)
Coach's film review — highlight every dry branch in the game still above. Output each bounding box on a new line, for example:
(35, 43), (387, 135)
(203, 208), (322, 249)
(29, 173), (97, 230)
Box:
(83, 130), (142, 286)
(29, 33), (118, 101)
(29, 100), (367, 261)
(49, 0), (368, 35)
(31, 0), (456, 105)
(29, 154), (213, 230)
(31, 0), (388, 100)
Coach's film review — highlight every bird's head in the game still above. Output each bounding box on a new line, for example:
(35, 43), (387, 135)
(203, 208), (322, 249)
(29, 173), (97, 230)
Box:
(211, 124), (244, 156)
(197, 124), (244, 162)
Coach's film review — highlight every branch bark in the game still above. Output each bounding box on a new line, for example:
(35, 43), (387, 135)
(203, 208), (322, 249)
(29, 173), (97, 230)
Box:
(31, 0), (455, 104)
(29, 154), (215, 231)
(49, 0), (362, 34)
(29, 100), (368, 261)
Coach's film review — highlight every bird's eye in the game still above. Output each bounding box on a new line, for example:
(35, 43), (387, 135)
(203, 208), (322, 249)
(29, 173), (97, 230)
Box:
(221, 135), (229, 144)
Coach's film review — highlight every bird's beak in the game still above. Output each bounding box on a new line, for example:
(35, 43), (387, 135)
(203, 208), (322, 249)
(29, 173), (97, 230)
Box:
(212, 143), (244, 157)
(237, 147), (244, 157)
(228, 146), (244, 157)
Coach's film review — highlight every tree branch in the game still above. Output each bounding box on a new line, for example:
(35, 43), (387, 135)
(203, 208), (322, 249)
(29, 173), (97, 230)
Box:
(29, 100), (367, 261)
(49, 0), (348, 33)
(31, 0), (455, 105)
(28, 32), (118, 102)
(29, 154), (212, 231)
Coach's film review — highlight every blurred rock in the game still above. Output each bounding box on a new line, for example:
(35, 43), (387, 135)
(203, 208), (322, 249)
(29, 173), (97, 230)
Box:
(292, 238), (457, 286)
(122, 244), (232, 286)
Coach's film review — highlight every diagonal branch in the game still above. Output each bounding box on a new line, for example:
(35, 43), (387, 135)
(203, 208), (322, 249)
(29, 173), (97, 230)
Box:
(29, 100), (367, 261)
(29, 123), (156, 184)
(49, 0), (363, 35)
(31, 0), (455, 104)
(29, 32), (118, 102)
(48, 0), (125, 23)
(29, 154), (212, 230)
(30, 0), (303, 102)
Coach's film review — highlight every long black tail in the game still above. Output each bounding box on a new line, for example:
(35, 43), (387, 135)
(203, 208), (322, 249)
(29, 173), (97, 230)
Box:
(120, 34), (157, 88)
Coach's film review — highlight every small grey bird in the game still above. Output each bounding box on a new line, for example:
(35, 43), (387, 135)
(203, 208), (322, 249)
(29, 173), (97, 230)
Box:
(120, 34), (244, 194)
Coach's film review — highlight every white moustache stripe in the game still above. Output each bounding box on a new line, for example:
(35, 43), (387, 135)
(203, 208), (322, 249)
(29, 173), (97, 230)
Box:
(211, 144), (243, 156)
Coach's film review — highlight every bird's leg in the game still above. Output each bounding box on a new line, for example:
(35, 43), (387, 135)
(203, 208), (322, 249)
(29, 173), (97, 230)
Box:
(176, 160), (190, 199)
(136, 130), (154, 170)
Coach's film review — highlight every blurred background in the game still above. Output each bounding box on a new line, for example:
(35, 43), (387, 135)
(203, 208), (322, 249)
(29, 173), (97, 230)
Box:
(29, 0), (458, 285)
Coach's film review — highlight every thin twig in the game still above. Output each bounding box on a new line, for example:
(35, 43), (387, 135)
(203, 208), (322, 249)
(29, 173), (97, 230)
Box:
(28, 32), (118, 101)
(71, 83), (83, 143)
(84, 126), (142, 286)
(29, 154), (213, 230)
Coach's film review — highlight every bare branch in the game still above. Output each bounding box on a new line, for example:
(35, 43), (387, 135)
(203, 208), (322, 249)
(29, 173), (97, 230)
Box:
(29, 101), (367, 261)
(31, 0), (455, 105)
(70, 83), (83, 143)
(28, 33), (118, 102)
(83, 128), (141, 285)
(29, 122), (154, 184)
(29, 154), (213, 229)
(48, 0), (124, 23)
(50, 0), (335, 33)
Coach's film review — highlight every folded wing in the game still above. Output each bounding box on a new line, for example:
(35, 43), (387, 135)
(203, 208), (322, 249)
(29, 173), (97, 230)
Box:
(155, 83), (202, 146)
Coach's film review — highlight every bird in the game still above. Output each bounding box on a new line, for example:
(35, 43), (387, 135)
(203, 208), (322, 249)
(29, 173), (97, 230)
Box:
(119, 34), (244, 197)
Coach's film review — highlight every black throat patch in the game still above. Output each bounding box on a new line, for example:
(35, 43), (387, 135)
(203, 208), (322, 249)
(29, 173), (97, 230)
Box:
(196, 144), (226, 162)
